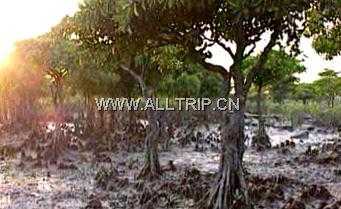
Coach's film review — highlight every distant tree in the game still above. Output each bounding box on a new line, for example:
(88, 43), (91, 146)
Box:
(158, 63), (224, 98)
(63, 1), (198, 179)
(175, 73), (201, 98)
(0, 41), (45, 127)
(199, 73), (224, 98)
(294, 83), (318, 105)
(14, 36), (78, 110)
(306, 1), (341, 108)
(270, 76), (300, 104)
(313, 68), (341, 108)
(247, 50), (305, 150)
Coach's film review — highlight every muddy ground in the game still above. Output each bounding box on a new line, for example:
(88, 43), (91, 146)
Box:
(0, 119), (340, 209)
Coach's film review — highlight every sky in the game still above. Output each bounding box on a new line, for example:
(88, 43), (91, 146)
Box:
(0, 0), (80, 62)
(208, 36), (341, 83)
(0, 0), (339, 83)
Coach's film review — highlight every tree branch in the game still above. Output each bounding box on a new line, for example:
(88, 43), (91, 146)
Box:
(244, 28), (280, 93)
(243, 43), (256, 59)
(202, 34), (236, 60)
(120, 64), (147, 96)
(202, 61), (230, 80)
(189, 47), (230, 79)
(216, 40), (235, 60)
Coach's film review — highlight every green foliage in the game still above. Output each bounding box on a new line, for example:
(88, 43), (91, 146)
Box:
(270, 76), (300, 103)
(199, 73), (224, 98)
(158, 72), (200, 97)
(127, 0), (312, 63)
(157, 62), (224, 98)
(312, 68), (341, 107)
(68, 52), (120, 98)
(312, 104), (341, 127)
(243, 50), (305, 106)
(0, 41), (46, 125)
(176, 73), (201, 97)
(306, 0), (341, 59)
(242, 50), (305, 97)
(49, 40), (78, 73)
(258, 100), (306, 127)
(293, 83), (318, 104)
(254, 50), (305, 87)
(65, 1), (201, 99)
(266, 100), (341, 128)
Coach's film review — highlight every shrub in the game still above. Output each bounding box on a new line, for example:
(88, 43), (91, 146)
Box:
(248, 100), (341, 128)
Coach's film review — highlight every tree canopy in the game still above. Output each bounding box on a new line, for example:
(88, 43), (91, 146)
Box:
(306, 0), (341, 59)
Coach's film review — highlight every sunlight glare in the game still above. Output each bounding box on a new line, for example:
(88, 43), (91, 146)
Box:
(0, 41), (14, 67)
(0, 0), (80, 67)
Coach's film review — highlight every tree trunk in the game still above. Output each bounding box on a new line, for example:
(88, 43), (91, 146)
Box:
(120, 63), (162, 180)
(99, 110), (104, 129)
(56, 82), (64, 106)
(205, 101), (250, 209)
(331, 96), (335, 108)
(138, 88), (161, 180)
(256, 85), (262, 118)
(161, 112), (171, 151)
(138, 107), (162, 180)
(202, 71), (250, 209)
(51, 86), (58, 108)
(109, 111), (116, 131)
(252, 84), (271, 150)
(84, 94), (95, 133)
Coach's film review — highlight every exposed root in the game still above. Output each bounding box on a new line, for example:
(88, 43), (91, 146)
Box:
(138, 158), (162, 181)
(199, 155), (252, 209)
(252, 134), (271, 150)
(138, 132), (162, 180)
(138, 111), (162, 181)
(252, 118), (271, 150)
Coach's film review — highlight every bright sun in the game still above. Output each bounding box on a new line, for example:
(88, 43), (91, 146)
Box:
(0, 0), (80, 67)
(0, 42), (14, 66)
